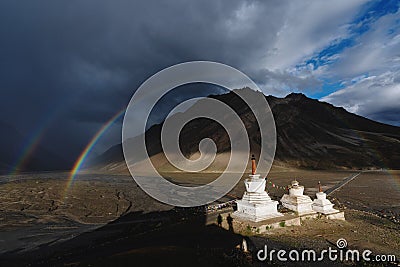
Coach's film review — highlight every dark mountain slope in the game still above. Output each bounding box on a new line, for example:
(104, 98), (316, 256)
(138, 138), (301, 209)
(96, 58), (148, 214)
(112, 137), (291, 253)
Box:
(90, 89), (400, 170)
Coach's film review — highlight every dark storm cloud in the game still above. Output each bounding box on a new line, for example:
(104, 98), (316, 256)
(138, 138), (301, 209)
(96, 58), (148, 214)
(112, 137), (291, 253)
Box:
(0, 0), (291, 161)
(1, 0), (396, 165)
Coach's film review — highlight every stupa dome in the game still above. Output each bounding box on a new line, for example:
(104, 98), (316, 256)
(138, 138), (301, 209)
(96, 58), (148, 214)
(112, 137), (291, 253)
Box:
(291, 180), (299, 187)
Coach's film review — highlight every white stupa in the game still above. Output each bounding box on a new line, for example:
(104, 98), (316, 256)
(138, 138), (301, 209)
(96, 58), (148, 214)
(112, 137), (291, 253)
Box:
(280, 180), (315, 215)
(312, 181), (339, 214)
(233, 155), (283, 222)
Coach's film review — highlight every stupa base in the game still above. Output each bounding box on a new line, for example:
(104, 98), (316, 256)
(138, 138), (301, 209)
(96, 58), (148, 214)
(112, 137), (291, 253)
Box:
(234, 199), (283, 222)
(281, 194), (315, 215)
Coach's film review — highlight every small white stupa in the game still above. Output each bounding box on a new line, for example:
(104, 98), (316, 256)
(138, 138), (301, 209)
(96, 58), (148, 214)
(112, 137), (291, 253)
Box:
(280, 180), (315, 215)
(233, 155), (283, 222)
(312, 181), (339, 214)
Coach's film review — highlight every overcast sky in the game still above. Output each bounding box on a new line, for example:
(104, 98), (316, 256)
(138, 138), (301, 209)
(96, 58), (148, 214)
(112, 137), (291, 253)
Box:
(0, 0), (399, 162)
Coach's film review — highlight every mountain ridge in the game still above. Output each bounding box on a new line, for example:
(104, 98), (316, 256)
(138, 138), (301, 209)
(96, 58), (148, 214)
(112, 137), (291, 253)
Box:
(0, 120), (68, 173)
(89, 89), (400, 171)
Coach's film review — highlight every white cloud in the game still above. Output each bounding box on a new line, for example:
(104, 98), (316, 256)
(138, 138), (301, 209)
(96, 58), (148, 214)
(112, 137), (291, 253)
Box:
(328, 9), (400, 79)
(262, 0), (369, 71)
(319, 7), (400, 125)
(252, 69), (322, 96)
(227, 0), (369, 95)
(321, 71), (400, 124)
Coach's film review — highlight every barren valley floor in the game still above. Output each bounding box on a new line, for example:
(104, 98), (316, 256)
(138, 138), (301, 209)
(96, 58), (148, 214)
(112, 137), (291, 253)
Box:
(0, 169), (399, 265)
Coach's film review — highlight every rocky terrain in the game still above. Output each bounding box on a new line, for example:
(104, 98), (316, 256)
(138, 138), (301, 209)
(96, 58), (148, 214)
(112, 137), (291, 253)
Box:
(0, 172), (171, 254)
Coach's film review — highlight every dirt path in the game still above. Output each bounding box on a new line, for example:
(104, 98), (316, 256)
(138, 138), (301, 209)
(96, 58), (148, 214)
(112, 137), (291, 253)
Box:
(325, 172), (362, 196)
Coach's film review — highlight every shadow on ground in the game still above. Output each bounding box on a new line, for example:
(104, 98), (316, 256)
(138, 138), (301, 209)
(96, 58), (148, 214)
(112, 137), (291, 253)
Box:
(0, 208), (251, 267)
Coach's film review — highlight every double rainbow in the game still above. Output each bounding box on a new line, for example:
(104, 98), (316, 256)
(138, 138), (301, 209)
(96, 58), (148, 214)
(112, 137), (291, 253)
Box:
(63, 109), (125, 198)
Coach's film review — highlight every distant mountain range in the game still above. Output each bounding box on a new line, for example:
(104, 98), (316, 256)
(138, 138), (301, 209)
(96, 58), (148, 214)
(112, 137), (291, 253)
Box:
(0, 120), (67, 173)
(89, 89), (400, 172)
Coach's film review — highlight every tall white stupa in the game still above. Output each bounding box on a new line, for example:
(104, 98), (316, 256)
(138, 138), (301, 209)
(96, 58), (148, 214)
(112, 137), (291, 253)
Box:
(233, 155), (283, 222)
